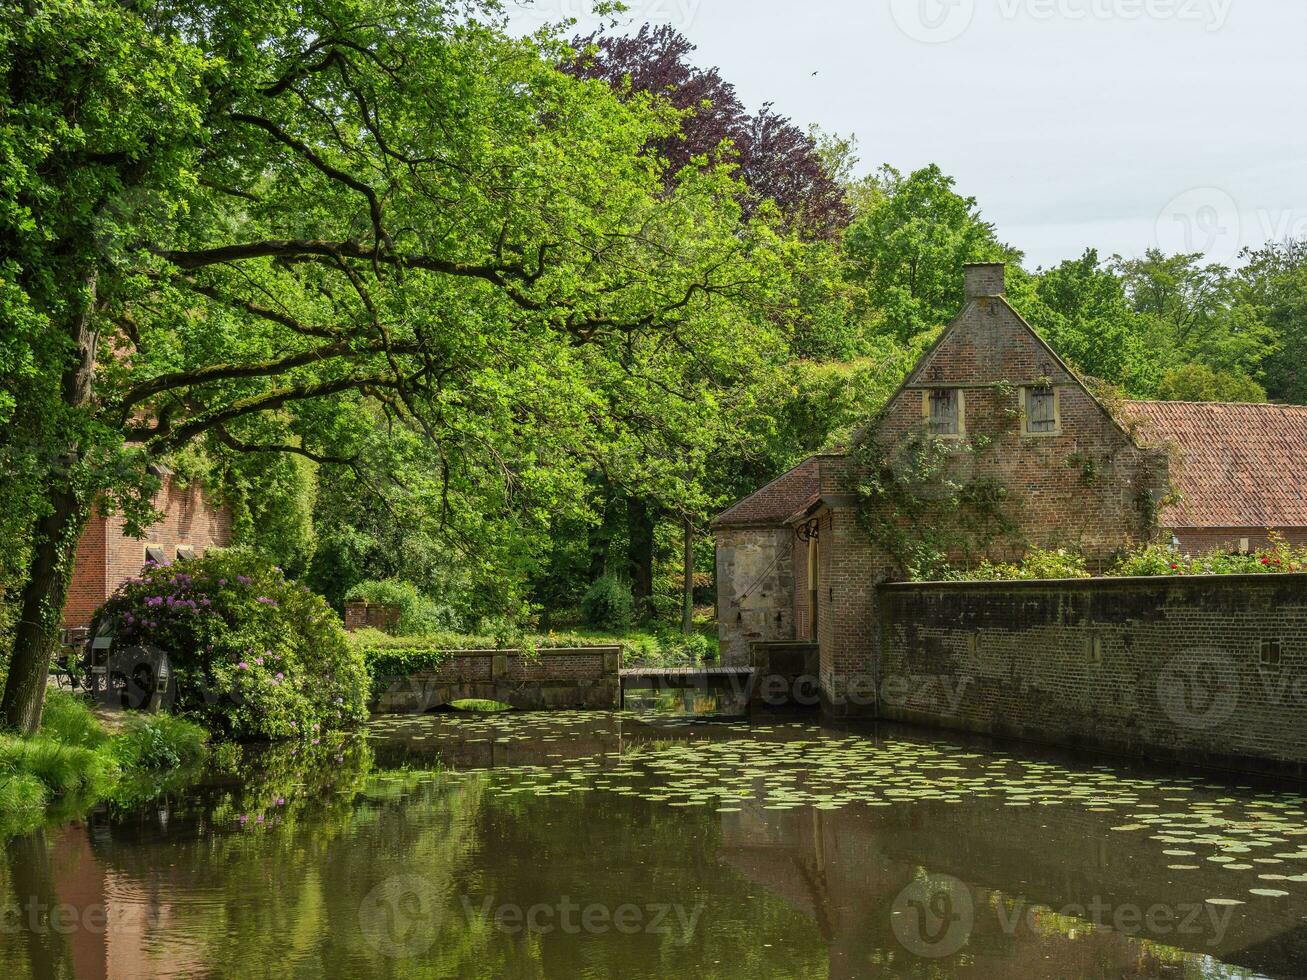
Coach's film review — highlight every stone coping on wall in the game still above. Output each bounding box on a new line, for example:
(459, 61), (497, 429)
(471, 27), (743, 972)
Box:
(879, 572), (1307, 592)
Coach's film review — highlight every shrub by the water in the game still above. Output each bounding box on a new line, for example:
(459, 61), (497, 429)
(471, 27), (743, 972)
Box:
(580, 574), (635, 631)
(96, 549), (368, 741)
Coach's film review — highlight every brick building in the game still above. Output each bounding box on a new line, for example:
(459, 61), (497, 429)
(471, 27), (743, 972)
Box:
(713, 263), (1307, 709)
(62, 471), (232, 629)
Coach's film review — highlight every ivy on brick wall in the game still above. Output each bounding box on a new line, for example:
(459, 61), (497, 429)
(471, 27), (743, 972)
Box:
(848, 431), (1021, 581)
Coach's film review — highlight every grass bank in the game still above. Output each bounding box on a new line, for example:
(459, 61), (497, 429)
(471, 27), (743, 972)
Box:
(0, 690), (209, 836)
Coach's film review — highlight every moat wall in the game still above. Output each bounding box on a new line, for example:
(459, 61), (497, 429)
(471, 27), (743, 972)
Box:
(877, 574), (1307, 777)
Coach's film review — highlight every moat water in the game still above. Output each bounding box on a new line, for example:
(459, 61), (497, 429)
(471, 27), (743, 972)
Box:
(4, 711), (1307, 978)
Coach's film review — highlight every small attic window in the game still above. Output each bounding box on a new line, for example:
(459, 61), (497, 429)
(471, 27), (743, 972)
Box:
(1023, 385), (1060, 436)
(926, 389), (962, 438)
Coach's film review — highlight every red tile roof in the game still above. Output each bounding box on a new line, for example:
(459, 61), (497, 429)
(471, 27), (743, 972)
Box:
(712, 457), (821, 528)
(1124, 400), (1307, 529)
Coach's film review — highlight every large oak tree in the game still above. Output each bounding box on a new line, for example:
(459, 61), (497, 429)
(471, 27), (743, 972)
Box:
(0, 0), (787, 730)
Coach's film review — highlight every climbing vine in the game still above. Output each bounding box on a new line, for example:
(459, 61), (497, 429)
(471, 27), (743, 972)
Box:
(848, 429), (1021, 581)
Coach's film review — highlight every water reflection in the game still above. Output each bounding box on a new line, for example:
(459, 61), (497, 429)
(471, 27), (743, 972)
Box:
(3, 713), (1306, 978)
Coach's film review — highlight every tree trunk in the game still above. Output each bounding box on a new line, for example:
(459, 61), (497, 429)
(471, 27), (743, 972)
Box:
(2, 270), (98, 733)
(626, 494), (655, 621)
(681, 516), (694, 635)
(3, 491), (91, 732)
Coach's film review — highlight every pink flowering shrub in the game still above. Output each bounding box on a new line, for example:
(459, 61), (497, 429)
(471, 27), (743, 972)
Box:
(95, 549), (367, 741)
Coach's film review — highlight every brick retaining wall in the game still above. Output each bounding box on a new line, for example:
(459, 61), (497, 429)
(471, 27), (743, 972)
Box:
(371, 646), (621, 713)
(878, 574), (1307, 777)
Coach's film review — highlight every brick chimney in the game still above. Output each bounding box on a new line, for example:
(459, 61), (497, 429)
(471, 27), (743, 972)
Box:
(964, 262), (1005, 299)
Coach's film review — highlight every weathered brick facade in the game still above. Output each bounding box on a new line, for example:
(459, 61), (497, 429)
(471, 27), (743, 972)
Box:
(63, 474), (232, 629)
(713, 526), (797, 666)
(371, 646), (622, 711)
(343, 602), (401, 633)
(878, 574), (1307, 776)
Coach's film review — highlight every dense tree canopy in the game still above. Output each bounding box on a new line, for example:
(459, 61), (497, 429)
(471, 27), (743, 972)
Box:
(0, 0), (790, 728)
(565, 24), (849, 239)
(4, 5), (1306, 733)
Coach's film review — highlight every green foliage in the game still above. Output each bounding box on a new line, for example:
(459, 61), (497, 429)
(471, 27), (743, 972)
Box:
(38, 689), (109, 750)
(1112, 250), (1275, 384)
(0, 736), (113, 797)
(1111, 537), (1307, 577)
(111, 713), (209, 771)
(1243, 241), (1307, 404)
(1155, 363), (1267, 403)
(956, 548), (1093, 582)
(852, 433), (1018, 580)
(844, 164), (1016, 341)
(447, 699), (512, 713)
(1, 0), (793, 731)
(939, 538), (1306, 581)
(581, 574), (636, 631)
(344, 579), (462, 636)
(353, 621), (716, 679)
(95, 549), (368, 741)
(1018, 249), (1158, 394)
(0, 689), (207, 832)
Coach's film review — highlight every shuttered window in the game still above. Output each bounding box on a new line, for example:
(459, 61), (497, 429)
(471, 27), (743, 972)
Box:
(928, 389), (960, 436)
(1025, 386), (1057, 433)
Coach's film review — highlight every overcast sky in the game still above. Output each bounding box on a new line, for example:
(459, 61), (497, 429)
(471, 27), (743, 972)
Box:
(506, 0), (1306, 269)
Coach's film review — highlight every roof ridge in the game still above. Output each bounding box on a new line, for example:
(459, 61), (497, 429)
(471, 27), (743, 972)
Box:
(1126, 399), (1307, 410)
(712, 455), (825, 528)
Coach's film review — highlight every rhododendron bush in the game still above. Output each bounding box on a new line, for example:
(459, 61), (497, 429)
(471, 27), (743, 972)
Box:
(95, 550), (368, 741)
